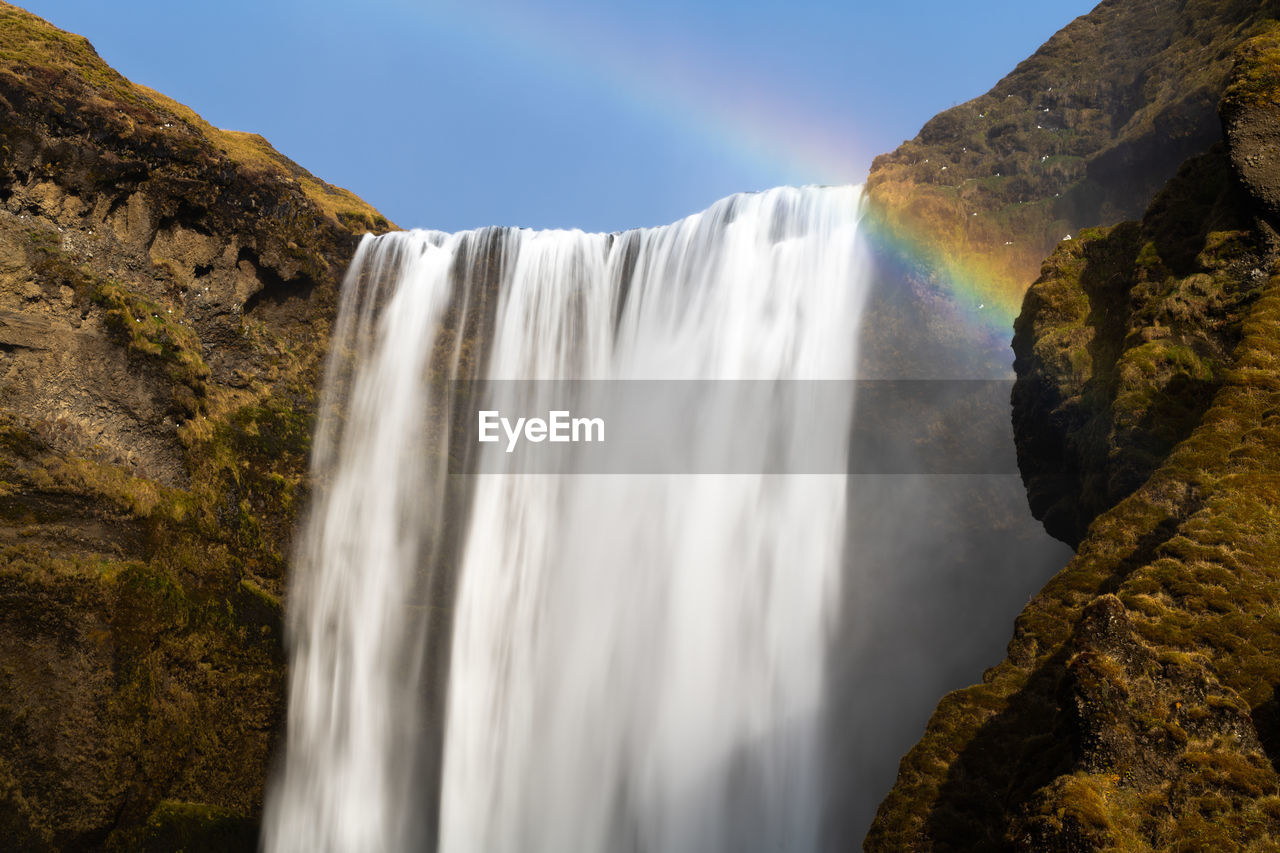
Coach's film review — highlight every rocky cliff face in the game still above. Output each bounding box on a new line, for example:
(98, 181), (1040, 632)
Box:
(0, 4), (390, 850)
(867, 23), (1280, 851)
(6, 0), (1279, 849)
(860, 0), (1280, 377)
(848, 2), (1280, 846)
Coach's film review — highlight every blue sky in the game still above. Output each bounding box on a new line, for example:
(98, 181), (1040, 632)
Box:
(22, 1), (1097, 232)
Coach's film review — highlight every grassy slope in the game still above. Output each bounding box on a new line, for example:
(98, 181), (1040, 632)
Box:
(864, 0), (1280, 338)
(0, 4), (391, 233)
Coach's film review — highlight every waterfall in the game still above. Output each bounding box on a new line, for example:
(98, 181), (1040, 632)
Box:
(264, 185), (871, 852)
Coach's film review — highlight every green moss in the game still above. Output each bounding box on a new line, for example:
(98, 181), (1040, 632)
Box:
(207, 399), (309, 547)
(88, 278), (208, 415)
(223, 400), (312, 462)
(1055, 774), (1113, 832)
(1221, 22), (1280, 117)
(111, 800), (257, 853)
(21, 225), (209, 419)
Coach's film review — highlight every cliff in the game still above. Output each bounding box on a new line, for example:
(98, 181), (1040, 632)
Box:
(0, 4), (390, 850)
(867, 22), (1280, 852)
(859, 0), (1280, 377)
(5, 0), (1280, 849)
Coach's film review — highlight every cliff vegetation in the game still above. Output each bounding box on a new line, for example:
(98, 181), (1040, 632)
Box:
(0, 3), (392, 849)
(860, 0), (1280, 378)
(867, 22), (1280, 851)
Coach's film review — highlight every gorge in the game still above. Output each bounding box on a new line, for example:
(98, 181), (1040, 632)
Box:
(1, 1), (1280, 851)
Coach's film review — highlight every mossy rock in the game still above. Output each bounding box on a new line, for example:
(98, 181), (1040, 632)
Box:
(868, 29), (1280, 849)
(0, 2), (392, 845)
(1221, 21), (1280, 221)
(114, 801), (257, 853)
(1011, 146), (1264, 547)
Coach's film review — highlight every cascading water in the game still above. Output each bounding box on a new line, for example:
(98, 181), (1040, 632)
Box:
(264, 184), (871, 852)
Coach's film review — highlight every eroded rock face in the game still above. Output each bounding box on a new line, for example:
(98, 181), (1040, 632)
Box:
(0, 4), (393, 849)
(867, 25), (1280, 853)
(1011, 148), (1263, 547)
(1222, 25), (1280, 225)
(861, 0), (1280, 378)
(1026, 595), (1273, 852)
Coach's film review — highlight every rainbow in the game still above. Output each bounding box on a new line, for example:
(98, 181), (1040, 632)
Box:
(862, 209), (1031, 347)
(420, 0), (1029, 348)
(421, 1), (867, 186)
